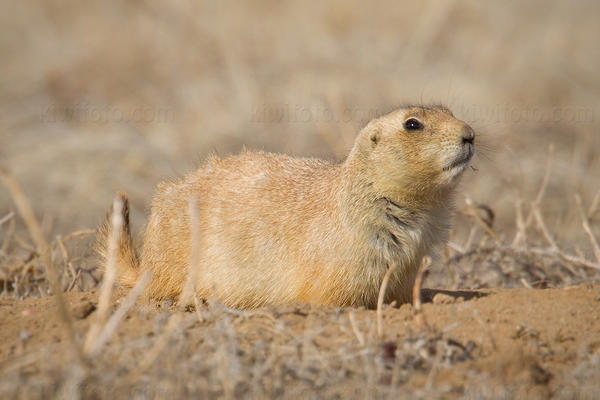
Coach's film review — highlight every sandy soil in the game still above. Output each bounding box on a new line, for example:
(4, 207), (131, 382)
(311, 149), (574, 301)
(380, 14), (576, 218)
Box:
(1, 285), (599, 398)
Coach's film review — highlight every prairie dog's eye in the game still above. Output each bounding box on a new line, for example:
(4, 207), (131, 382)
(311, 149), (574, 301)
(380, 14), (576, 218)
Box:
(404, 118), (423, 131)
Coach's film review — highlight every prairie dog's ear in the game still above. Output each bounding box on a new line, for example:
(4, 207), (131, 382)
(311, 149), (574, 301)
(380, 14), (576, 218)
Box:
(370, 129), (380, 146)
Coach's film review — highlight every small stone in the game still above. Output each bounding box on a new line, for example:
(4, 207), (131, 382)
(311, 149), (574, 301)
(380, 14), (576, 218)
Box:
(381, 341), (397, 363)
(530, 362), (552, 385)
(512, 325), (525, 339)
(19, 330), (31, 341)
(432, 293), (455, 304)
(71, 300), (96, 319)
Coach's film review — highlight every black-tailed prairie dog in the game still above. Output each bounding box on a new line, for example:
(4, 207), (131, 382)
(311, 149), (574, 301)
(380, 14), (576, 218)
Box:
(98, 105), (475, 309)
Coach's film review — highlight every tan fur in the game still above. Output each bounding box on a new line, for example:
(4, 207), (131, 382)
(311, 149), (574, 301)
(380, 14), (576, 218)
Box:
(97, 105), (475, 309)
(96, 193), (139, 288)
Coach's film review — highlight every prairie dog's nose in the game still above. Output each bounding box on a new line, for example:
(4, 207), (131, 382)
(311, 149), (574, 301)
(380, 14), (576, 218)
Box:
(461, 125), (475, 145)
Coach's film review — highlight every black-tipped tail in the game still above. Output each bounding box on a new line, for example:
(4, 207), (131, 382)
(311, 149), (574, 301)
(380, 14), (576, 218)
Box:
(96, 193), (140, 287)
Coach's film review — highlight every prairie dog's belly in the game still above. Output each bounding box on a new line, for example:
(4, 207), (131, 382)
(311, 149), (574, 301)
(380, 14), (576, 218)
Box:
(195, 196), (314, 307)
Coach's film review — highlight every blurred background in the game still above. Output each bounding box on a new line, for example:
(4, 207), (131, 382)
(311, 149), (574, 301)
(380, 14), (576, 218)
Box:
(1, 0), (598, 252)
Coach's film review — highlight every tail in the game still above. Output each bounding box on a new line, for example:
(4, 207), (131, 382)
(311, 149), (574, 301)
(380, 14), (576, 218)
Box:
(96, 192), (140, 287)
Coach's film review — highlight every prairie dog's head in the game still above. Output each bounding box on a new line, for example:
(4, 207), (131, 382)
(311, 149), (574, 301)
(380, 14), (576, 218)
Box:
(349, 105), (475, 203)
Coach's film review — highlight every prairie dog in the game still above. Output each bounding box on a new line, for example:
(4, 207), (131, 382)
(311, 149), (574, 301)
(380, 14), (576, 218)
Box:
(98, 105), (475, 309)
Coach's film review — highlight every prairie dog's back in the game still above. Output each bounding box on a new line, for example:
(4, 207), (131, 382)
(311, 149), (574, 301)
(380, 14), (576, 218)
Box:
(140, 152), (346, 308)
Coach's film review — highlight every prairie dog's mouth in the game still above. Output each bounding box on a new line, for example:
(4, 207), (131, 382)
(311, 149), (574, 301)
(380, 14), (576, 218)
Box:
(443, 146), (474, 171)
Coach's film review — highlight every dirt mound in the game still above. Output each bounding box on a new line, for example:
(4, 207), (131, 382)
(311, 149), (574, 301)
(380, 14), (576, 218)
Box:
(1, 285), (598, 399)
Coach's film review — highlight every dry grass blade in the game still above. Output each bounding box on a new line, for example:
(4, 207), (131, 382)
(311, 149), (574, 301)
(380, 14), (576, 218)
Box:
(84, 196), (123, 355)
(56, 236), (69, 261)
(555, 251), (600, 271)
(62, 229), (97, 243)
(525, 144), (554, 226)
(588, 189), (600, 218)
(532, 205), (558, 250)
(463, 225), (478, 251)
(575, 194), (600, 263)
(376, 264), (397, 340)
(412, 256), (431, 329)
(465, 197), (501, 244)
(88, 271), (151, 357)
(0, 167), (85, 364)
(66, 266), (81, 292)
(0, 211), (14, 227)
(512, 199), (527, 246)
(447, 241), (465, 254)
(348, 311), (365, 346)
(179, 197), (201, 308)
(56, 363), (85, 400)
(127, 313), (183, 383)
(1, 215), (15, 254)
(497, 244), (600, 271)
(412, 256), (431, 312)
(533, 144), (554, 206)
(0, 344), (61, 374)
(513, 144), (554, 246)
